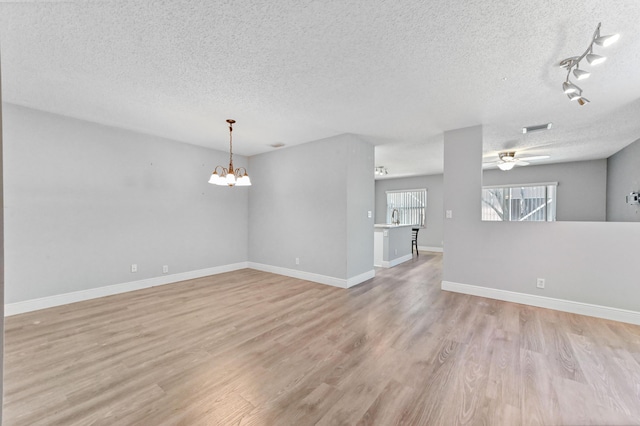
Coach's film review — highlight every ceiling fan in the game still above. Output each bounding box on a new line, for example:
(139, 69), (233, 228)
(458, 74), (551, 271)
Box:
(483, 151), (550, 171)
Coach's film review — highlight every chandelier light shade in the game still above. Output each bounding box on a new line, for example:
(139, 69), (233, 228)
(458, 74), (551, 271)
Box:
(559, 22), (619, 106)
(208, 119), (251, 187)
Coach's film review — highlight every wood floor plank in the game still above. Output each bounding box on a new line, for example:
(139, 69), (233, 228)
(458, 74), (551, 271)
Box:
(4, 253), (640, 425)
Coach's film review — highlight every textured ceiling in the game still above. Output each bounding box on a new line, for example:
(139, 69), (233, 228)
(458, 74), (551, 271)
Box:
(1, 1), (640, 178)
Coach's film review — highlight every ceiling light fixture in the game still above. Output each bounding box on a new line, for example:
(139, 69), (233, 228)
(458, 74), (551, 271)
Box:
(497, 152), (517, 171)
(375, 166), (388, 176)
(208, 119), (251, 187)
(559, 22), (619, 105)
(497, 162), (516, 171)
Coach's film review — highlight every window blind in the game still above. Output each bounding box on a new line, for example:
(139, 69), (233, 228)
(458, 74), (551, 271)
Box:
(386, 189), (427, 227)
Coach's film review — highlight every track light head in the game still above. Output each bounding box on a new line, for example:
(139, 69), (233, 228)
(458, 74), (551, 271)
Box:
(567, 92), (582, 101)
(577, 97), (590, 106)
(572, 68), (590, 80)
(594, 33), (620, 47)
(586, 53), (607, 66)
(562, 81), (581, 94)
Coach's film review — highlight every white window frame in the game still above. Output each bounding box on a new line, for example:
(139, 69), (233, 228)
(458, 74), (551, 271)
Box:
(482, 182), (558, 222)
(386, 188), (427, 227)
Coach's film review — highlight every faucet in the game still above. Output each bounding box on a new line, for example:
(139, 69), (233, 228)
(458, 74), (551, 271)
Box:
(391, 208), (400, 225)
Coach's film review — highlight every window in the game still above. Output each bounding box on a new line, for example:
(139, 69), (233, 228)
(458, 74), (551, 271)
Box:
(386, 189), (427, 227)
(482, 182), (557, 222)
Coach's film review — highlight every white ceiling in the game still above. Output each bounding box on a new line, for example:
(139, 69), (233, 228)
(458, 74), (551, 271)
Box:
(1, 1), (640, 178)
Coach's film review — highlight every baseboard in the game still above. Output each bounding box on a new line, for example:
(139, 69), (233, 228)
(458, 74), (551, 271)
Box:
(248, 262), (351, 288)
(441, 281), (640, 326)
(346, 269), (375, 288)
(418, 246), (443, 253)
(375, 253), (413, 268)
(5, 262), (249, 316)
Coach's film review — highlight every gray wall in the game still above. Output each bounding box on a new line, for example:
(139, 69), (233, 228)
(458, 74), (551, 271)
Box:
(346, 137), (375, 277)
(607, 137), (640, 221)
(248, 134), (374, 281)
(444, 125), (640, 312)
(3, 104), (249, 303)
(1, 57), (5, 425)
(375, 174), (444, 249)
(483, 159), (607, 221)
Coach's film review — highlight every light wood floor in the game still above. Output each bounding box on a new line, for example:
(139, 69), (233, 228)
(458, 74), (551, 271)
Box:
(4, 254), (640, 425)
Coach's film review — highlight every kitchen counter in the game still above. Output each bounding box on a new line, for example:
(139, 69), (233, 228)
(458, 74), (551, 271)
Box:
(373, 223), (416, 229)
(373, 224), (416, 268)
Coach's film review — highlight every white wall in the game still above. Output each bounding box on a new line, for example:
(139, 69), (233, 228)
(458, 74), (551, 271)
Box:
(248, 134), (374, 285)
(3, 104), (249, 303)
(607, 137), (640, 221)
(375, 174), (444, 249)
(483, 159), (607, 221)
(443, 125), (640, 320)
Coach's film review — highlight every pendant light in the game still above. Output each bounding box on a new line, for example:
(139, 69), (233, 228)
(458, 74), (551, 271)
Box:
(208, 119), (251, 187)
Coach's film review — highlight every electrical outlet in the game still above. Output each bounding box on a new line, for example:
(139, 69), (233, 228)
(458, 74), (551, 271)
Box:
(295, 257), (300, 265)
(163, 265), (169, 274)
(131, 264), (138, 273)
(536, 278), (545, 289)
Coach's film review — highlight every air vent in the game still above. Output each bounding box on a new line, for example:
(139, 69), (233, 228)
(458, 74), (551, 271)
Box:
(522, 123), (552, 134)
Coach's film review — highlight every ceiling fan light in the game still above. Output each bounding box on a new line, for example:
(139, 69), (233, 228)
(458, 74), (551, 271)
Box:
(586, 53), (606, 66)
(594, 33), (620, 47)
(497, 162), (515, 171)
(572, 68), (590, 80)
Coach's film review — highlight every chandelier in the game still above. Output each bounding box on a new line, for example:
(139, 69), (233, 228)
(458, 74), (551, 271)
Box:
(208, 119), (251, 187)
(559, 22), (619, 106)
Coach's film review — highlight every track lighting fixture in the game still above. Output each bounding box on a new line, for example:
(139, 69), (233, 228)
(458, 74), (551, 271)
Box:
(559, 22), (619, 105)
(374, 166), (388, 176)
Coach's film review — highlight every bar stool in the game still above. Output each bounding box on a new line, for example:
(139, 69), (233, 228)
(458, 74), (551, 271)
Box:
(412, 228), (419, 255)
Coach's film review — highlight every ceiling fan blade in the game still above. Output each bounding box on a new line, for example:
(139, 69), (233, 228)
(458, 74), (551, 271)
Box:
(515, 161), (530, 166)
(517, 155), (550, 162)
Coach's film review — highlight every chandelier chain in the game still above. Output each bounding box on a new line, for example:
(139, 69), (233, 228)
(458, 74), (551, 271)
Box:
(228, 119), (234, 170)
